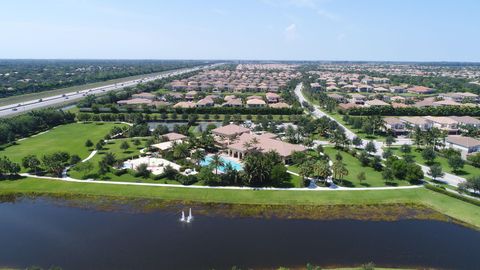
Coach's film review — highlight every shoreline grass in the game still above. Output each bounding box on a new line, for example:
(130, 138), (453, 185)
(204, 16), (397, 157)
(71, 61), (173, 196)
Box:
(0, 177), (479, 228)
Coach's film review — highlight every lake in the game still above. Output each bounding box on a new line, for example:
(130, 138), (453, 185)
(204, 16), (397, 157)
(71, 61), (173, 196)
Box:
(0, 198), (479, 270)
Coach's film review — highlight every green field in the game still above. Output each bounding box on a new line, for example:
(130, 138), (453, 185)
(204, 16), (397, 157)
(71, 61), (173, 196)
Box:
(323, 147), (410, 187)
(1, 122), (126, 170)
(0, 177), (479, 228)
(390, 147), (480, 177)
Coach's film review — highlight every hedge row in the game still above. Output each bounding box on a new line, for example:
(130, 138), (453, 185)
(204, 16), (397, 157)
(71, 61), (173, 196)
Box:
(424, 184), (480, 207)
(343, 106), (480, 116)
(80, 106), (304, 115)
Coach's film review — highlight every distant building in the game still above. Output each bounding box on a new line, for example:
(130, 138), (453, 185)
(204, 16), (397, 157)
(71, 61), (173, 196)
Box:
(445, 136), (480, 159)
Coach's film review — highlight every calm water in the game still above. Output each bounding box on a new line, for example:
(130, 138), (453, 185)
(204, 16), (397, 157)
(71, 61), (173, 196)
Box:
(200, 155), (244, 172)
(0, 198), (479, 270)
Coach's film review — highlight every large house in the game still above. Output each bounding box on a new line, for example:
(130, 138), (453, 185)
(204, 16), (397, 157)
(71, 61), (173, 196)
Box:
(212, 124), (306, 163)
(440, 92), (479, 103)
(384, 117), (407, 135)
(225, 132), (306, 163)
(445, 136), (480, 159)
(407, 86), (435, 94)
(399, 116), (434, 130)
(423, 116), (459, 134)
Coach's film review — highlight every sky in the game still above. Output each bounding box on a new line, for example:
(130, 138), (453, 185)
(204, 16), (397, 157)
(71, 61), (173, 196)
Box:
(1, 0), (479, 62)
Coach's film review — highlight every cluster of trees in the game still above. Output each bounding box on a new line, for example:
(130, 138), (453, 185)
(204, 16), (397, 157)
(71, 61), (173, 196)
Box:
(381, 73), (480, 95)
(22, 152), (81, 177)
(343, 115), (386, 136)
(409, 127), (446, 149)
(0, 109), (75, 145)
(302, 82), (338, 113)
(0, 156), (20, 178)
(345, 105), (480, 116)
(80, 106), (304, 116)
(459, 176), (480, 194)
(195, 150), (291, 187)
(0, 59), (206, 98)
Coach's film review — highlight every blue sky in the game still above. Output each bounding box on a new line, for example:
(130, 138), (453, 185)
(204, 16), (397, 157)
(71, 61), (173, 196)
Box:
(1, 0), (479, 61)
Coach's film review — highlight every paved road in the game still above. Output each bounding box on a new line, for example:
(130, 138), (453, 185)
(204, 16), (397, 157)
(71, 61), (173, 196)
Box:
(294, 83), (384, 156)
(0, 63), (223, 117)
(20, 172), (423, 191)
(294, 82), (465, 187)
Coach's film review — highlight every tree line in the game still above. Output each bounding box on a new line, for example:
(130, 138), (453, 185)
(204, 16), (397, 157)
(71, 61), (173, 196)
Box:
(344, 105), (480, 116)
(0, 109), (75, 145)
(0, 60), (208, 98)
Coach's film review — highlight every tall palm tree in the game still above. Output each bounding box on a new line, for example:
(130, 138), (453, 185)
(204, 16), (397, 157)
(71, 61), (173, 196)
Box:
(313, 160), (331, 181)
(332, 160), (349, 185)
(192, 150), (206, 166)
(173, 143), (190, 159)
(211, 154), (224, 175)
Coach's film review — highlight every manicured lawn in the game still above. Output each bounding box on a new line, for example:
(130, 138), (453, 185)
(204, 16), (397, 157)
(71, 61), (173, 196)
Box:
(323, 147), (410, 187)
(68, 137), (146, 180)
(302, 90), (386, 141)
(390, 147), (480, 177)
(1, 122), (126, 170)
(1, 177), (479, 228)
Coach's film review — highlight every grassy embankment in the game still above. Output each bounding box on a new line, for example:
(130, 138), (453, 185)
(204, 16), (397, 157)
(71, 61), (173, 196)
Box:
(288, 147), (411, 188)
(1, 122), (126, 170)
(0, 178), (479, 228)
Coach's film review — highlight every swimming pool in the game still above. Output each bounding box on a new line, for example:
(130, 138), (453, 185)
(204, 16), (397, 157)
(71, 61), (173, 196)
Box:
(199, 155), (243, 172)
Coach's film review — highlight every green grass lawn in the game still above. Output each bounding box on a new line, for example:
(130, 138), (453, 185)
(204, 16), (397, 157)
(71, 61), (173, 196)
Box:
(1, 177), (479, 228)
(323, 147), (410, 187)
(1, 122), (126, 170)
(68, 137), (151, 180)
(390, 147), (480, 177)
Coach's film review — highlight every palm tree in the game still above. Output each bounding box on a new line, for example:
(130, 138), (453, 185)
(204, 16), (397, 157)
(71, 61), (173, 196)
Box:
(332, 160), (349, 185)
(211, 154), (224, 175)
(313, 160), (331, 181)
(192, 150), (206, 166)
(172, 142), (190, 159)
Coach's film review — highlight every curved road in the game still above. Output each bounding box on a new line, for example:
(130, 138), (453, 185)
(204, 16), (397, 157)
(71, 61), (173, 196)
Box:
(294, 82), (466, 187)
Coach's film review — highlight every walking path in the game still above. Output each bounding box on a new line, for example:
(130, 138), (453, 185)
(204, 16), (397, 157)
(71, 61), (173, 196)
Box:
(82, 150), (97, 162)
(294, 82), (466, 187)
(20, 172), (423, 192)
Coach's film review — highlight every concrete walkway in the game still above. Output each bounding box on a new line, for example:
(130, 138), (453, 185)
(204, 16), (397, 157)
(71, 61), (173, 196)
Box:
(20, 172), (423, 192)
(82, 150), (97, 162)
(294, 82), (466, 187)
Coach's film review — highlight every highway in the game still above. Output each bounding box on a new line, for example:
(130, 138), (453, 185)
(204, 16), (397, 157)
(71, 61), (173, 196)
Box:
(0, 63), (222, 117)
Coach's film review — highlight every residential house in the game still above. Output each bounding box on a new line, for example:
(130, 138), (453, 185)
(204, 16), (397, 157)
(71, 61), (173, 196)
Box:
(266, 92), (281, 103)
(400, 116), (433, 130)
(445, 135), (480, 159)
(349, 93), (367, 105)
(407, 86), (435, 94)
(384, 117), (407, 135)
(246, 98), (267, 108)
(424, 116), (459, 134)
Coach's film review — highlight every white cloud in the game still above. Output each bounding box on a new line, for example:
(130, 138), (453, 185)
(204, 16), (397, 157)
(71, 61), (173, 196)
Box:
(284, 23), (297, 41)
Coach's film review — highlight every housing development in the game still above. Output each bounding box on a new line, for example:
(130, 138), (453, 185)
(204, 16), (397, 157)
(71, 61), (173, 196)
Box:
(1, 60), (480, 269)
(1, 1), (480, 267)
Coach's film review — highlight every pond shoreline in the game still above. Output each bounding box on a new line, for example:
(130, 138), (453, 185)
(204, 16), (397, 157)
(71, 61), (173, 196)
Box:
(0, 193), (472, 229)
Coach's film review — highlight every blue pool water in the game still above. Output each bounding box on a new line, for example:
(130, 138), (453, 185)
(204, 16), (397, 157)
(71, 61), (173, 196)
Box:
(200, 156), (243, 172)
